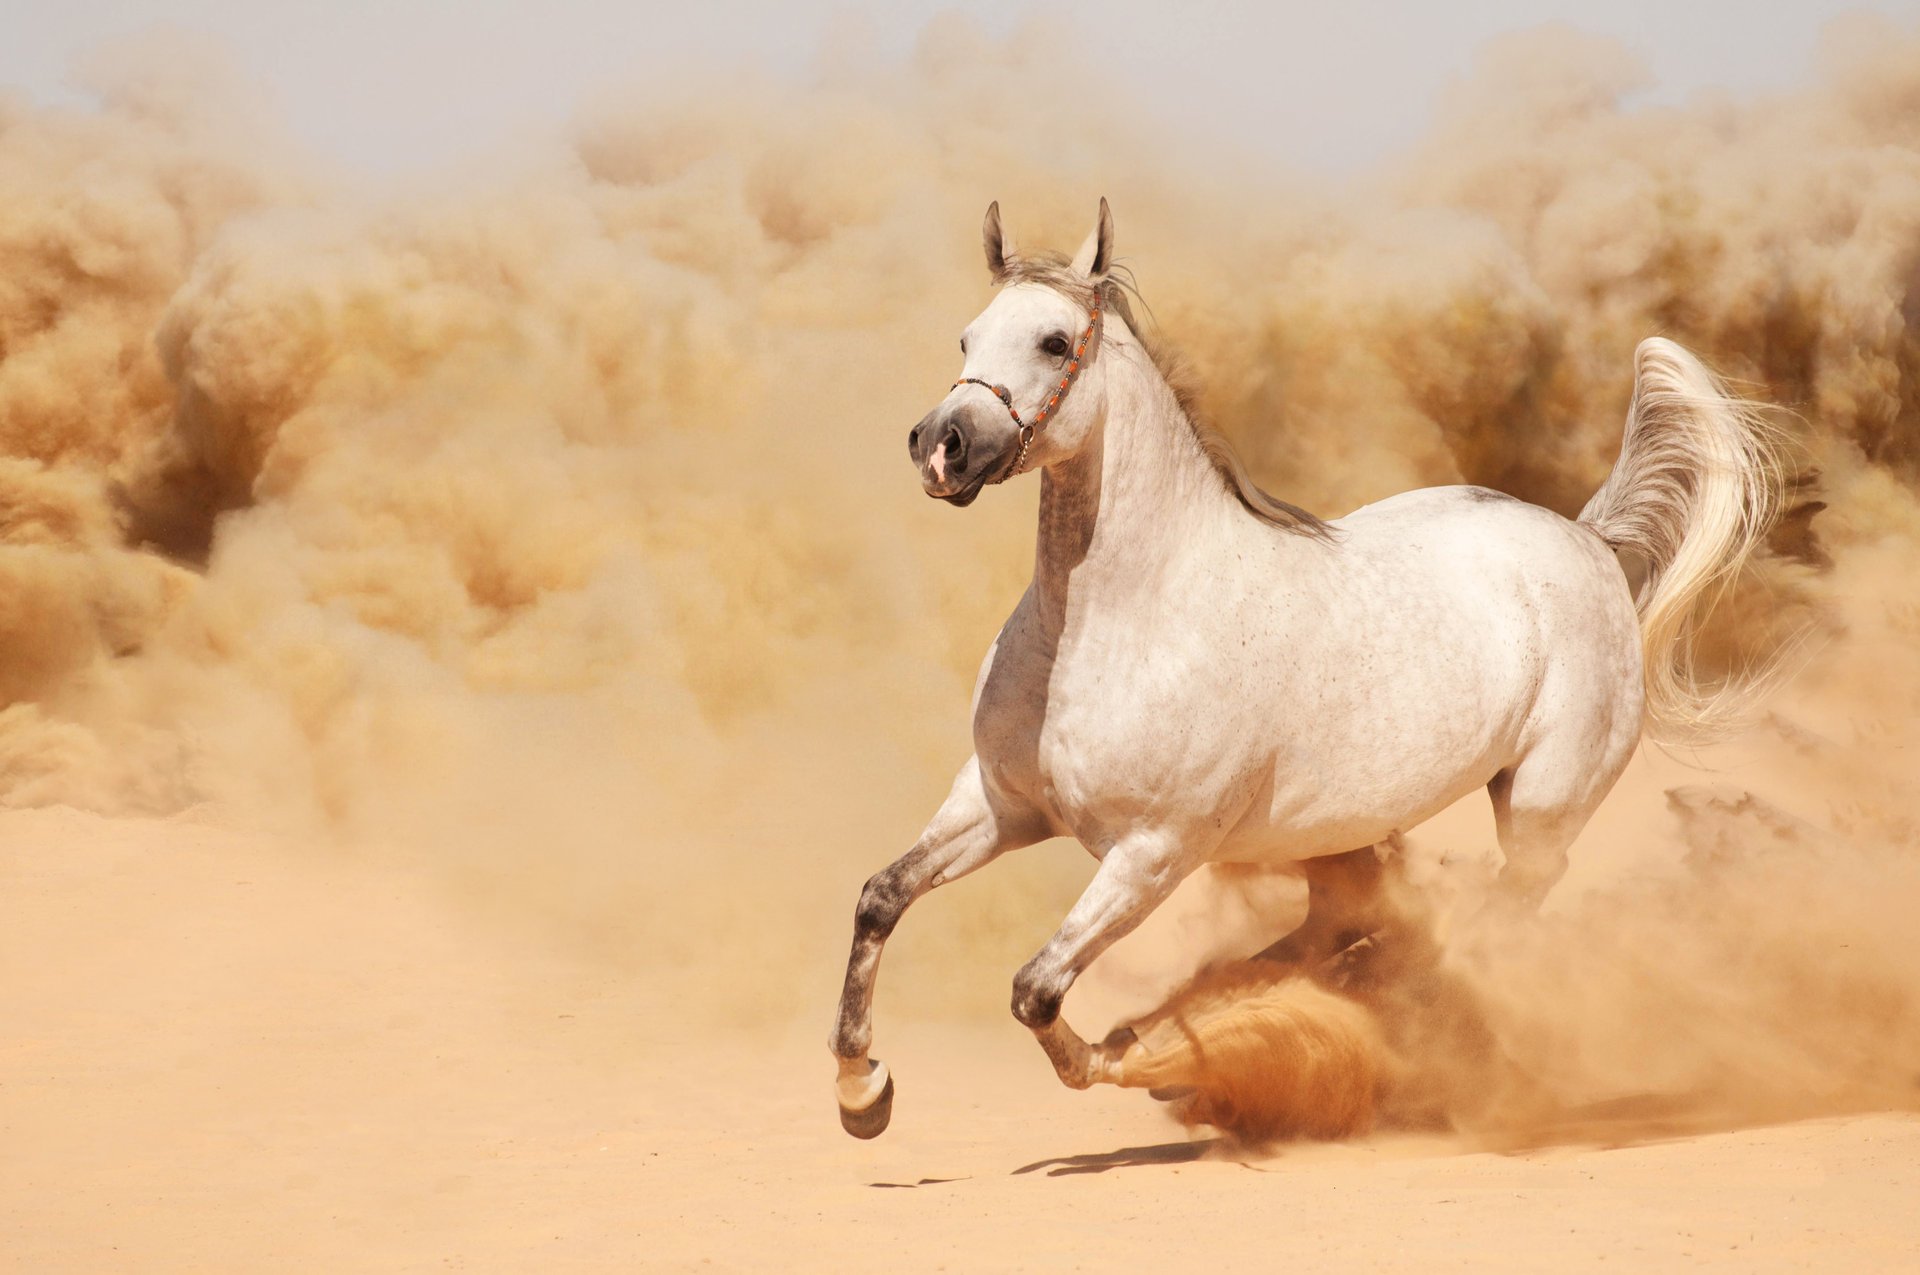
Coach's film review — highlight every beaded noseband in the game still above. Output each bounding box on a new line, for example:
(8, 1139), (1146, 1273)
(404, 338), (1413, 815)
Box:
(952, 301), (1102, 483)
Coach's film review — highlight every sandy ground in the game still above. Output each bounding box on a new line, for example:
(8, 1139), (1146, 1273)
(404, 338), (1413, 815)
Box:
(4, 806), (1918, 1274)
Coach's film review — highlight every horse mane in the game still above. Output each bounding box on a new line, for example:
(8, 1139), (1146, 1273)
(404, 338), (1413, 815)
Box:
(995, 252), (1331, 540)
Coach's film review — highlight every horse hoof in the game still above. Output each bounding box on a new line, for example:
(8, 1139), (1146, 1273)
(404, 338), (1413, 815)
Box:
(839, 1073), (895, 1139)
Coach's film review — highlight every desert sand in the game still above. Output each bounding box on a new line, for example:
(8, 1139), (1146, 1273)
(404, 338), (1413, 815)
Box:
(5, 805), (1917, 1273)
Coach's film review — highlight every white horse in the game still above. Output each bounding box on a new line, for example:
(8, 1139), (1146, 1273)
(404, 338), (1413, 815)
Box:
(830, 199), (1782, 1138)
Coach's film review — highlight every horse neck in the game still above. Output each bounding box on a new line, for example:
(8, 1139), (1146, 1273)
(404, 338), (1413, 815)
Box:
(1032, 328), (1239, 621)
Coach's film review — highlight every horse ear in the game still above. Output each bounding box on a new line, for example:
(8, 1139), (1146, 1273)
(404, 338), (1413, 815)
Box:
(983, 201), (1015, 280)
(1070, 197), (1113, 279)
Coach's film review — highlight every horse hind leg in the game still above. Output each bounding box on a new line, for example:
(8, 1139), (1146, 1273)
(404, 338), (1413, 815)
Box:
(1484, 724), (1634, 918)
(1118, 842), (1409, 1105)
(1254, 836), (1407, 973)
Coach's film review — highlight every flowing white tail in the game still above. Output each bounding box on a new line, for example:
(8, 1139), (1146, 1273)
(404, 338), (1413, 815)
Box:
(1579, 338), (1788, 743)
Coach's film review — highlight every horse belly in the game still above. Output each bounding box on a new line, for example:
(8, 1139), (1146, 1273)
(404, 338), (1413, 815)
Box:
(1228, 763), (1496, 863)
(1231, 504), (1640, 862)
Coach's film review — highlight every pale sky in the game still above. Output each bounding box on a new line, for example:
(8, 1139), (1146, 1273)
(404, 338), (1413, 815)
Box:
(4, 0), (1917, 174)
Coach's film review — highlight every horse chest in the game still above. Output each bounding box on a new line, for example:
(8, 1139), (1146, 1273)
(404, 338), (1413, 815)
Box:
(972, 621), (1248, 846)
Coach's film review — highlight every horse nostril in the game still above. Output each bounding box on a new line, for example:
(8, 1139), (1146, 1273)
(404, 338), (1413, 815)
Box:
(941, 425), (967, 470)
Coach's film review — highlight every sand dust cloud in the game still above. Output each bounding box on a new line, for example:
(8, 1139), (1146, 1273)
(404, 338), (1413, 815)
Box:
(2, 12), (1919, 1137)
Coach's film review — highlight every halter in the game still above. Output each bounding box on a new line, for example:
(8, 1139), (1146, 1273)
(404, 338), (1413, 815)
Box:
(952, 301), (1102, 483)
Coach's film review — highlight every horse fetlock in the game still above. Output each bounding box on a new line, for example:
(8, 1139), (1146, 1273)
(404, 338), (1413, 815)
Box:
(827, 1014), (871, 1064)
(1010, 964), (1067, 1029)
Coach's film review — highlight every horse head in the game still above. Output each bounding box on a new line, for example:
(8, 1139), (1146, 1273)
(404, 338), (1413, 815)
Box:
(909, 198), (1115, 505)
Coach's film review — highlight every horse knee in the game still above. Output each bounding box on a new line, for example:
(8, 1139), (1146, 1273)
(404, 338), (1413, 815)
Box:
(1010, 958), (1066, 1029)
(853, 869), (910, 942)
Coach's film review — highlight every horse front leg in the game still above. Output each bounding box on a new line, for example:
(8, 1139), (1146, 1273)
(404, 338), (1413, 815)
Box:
(1010, 832), (1199, 1090)
(829, 756), (1039, 1138)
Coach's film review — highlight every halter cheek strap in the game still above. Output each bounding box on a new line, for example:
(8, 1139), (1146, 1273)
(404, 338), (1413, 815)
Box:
(952, 302), (1102, 484)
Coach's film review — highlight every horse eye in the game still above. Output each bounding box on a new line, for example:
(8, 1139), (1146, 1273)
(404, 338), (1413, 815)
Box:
(1041, 334), (1070, 358)
(959, 337), (968, 354)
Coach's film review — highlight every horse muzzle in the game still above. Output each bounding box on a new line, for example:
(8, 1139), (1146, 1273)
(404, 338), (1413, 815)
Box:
(909, 403), (1019, 506)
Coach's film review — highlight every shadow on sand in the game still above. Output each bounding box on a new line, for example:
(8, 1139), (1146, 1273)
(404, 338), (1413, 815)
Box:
(866, 1137), (1221, 1188)
(1011, 1137), (1221, 1178)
